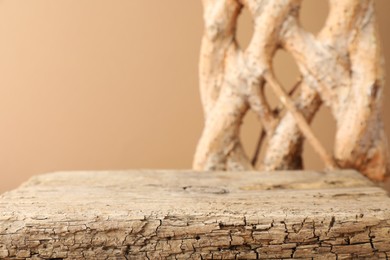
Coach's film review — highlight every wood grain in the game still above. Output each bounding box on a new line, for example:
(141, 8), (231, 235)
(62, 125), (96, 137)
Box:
(0, 170), (389, 259)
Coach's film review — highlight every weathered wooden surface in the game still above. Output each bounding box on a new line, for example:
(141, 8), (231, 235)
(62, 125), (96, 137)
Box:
(0, 170), (389, 259)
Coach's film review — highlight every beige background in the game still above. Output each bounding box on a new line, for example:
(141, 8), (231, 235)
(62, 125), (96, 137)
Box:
(0, 0), (389, 193)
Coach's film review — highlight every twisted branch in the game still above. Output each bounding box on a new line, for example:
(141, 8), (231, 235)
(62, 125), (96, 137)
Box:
(194, 0), (389, 181)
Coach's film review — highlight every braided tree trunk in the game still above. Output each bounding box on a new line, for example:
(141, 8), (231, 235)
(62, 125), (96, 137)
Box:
(193, 0), (389, 181)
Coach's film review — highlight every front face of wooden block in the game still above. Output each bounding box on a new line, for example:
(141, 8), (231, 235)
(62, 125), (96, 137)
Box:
(0, 170), (389, 259)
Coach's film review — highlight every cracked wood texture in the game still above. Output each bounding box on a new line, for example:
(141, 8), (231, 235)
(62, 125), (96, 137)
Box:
(193, 0), (390, 181)
(0, 170), (389, 259)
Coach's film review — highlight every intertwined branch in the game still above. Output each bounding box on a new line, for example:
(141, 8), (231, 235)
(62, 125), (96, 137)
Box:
(193, 0), (389, 181)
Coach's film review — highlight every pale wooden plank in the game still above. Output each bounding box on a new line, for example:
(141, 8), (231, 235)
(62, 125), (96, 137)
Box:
(0, 170), (389, 259)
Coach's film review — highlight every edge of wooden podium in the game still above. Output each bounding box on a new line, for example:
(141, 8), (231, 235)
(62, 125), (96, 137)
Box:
(0, 170), (389, 259)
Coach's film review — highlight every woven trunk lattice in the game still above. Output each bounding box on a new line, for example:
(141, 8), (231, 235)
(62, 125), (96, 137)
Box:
(193, 0), (389, 181)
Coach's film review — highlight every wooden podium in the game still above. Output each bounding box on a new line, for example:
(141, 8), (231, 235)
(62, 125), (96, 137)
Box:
(1, 170), (389, 259)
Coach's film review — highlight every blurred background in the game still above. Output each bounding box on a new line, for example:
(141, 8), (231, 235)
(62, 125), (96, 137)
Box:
(0, 0), (389, 193)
